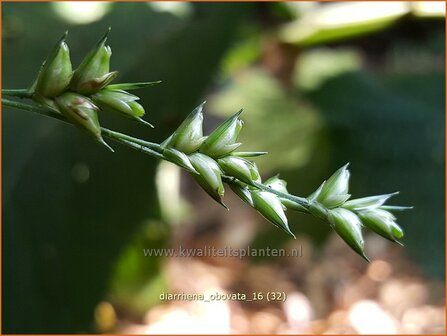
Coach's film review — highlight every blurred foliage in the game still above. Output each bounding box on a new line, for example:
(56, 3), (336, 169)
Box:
(2, 1), (445, 333)
(210, 69), (323, 172)
(280, 2), (445, 46)
(2, 2), (251, 333)
(109, 220), (170, 317)
(294, 47), (362, 90)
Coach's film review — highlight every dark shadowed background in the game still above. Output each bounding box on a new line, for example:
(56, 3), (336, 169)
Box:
(2, 2), (445, 334)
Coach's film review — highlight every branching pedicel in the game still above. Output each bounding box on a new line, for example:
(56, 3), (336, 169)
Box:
(2, 30), (412, 261)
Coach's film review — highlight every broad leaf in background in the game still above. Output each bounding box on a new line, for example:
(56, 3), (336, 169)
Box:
(280, 2), (445, 46)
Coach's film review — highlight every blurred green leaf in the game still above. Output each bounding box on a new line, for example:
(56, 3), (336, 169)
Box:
(210, 69), (322, 173)
(280, 2), (409, 46)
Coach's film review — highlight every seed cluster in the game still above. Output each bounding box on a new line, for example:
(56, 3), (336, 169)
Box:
(31, 29), (155, 151)
(160, 102), (409, 262)
(21, 30), (412, 261)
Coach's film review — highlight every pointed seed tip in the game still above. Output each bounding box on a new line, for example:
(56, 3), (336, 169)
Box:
(57, 31), (68, 44)
(394, 240), (404, 247)
(361, 253), (371, 263)
(137, 117), (155, 128)
(235, 109), (243, 116)
(100, 139), (114, 152)
(99, 28), (110, 44)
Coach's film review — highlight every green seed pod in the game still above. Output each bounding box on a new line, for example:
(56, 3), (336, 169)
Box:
(163, 147), (198, 174)
(264, 175), (288, 194)
(55, 92), (113, 151)
(359, 208), (404, 243)
(70, 29), (118, 95)
(33, 32), (72, 98)
(199, 110), (243, 158)
(162, 102), (207, 154)
(390, 222), (404, 240)
(281, 199), (308, 213)
(264, 175), (307, 212)
(327, 208), (368, 261)
(32, 94), (61, 113)
(228, 181), (253, 206)
(217, 156), (260, 185)
(188, 152), (226, 208)
(251, 191), (295, 238)
(322, 194), (352, 209)
(91, 89), (153, 127)
(314, 164), (351, 208)
(308, 181), (326, 201)
(343, 192), (399, 211)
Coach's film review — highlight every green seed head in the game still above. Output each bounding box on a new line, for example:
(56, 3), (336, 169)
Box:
(312, 164), (351, 208)
(163, 102), (207, 154)
(33, 32), (72, 98)
(281, 198), (308, 212)
(91, 89), (151, 126)
(32, 94), (61, 113)
(359, 208), (404, 242)
(322, 194), (352, 209)
(264, 175), (306, 212)
(251, 191), (295, 238)
(188, 152), (226, 208)
(70, 30), (118, 95)
(218, 156), (260, 185)
(228, 181), (254, 206)
(199, 110), (243, 158)
(327, 207), (368, 261)
(55, 92), (112, 151)
(308, 181), (326, 201)
(163, 147), (198, 174)
(264, 175), (288, 194)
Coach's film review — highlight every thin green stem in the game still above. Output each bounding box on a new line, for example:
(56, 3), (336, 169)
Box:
(2, 98), (67, 122)
(2, 98), (162, 154)
(222, 175), (309, 210)
(110, 136), (164, 159)
(101, 128), (162, 154)
(252, 180), (309, 208)
(2, 89), (33, 99)
(2, 95), (310, 211)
